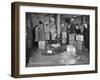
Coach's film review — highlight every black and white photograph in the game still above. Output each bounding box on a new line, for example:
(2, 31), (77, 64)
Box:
(11, 2), (97, 78)
(26, 13), (90, 67)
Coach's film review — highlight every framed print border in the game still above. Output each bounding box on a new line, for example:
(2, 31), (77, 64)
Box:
(11, 2), (98, 78)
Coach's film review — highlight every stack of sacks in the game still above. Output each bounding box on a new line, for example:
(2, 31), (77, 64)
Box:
(76, 34), (84, 50)
(69, 33), (76, 46)
(58, 45), (77, 65)
(38, 41), (46, 49)
(52, 44), (60, 48)
(66, 45), (77, 64)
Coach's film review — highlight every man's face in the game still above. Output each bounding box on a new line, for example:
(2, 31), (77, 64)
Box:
(83, 24), (88, 29)
(70, 18), (75, 24)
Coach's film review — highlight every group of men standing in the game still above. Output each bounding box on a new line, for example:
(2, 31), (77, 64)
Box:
(33, 17), (89, 51)
(34, 17), (57, 42)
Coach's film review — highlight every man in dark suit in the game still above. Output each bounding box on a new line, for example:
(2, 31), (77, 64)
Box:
(83, 23), (89, 51)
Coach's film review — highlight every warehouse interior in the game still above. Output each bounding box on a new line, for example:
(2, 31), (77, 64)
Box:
(26, 12), (89, 67)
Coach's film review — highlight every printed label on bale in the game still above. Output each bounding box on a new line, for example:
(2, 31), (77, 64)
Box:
(76, 35), (84, 41)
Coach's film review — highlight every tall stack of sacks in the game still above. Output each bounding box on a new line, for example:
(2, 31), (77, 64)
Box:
(69, 33), (76, 47)
(66, 45), (76, 64)
(76, 34), (84, 50)
(38, 41), (46, 49)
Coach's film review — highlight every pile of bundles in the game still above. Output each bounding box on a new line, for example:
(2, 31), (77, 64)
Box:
(58, 45), (78, 65)
(41, 43), (62, 55)
(69, 33), (84, 51)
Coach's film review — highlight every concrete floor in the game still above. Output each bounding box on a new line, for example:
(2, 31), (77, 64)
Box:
(27, 44), (89, 67)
